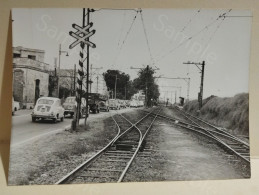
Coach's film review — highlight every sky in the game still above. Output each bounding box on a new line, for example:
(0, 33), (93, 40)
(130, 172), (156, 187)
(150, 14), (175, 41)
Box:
(12, 8), (251, 101)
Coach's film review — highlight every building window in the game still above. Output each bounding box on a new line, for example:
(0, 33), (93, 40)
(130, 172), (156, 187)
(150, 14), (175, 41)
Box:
(13, 53), (21, 58)
(28, 55), (36, 60)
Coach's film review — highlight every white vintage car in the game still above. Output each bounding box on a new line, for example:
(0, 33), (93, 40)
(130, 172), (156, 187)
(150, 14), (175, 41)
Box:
(31, 97), (64, 123)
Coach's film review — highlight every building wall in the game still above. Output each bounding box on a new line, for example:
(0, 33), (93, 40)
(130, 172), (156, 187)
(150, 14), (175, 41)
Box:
(13, 69), (24, 102)
(23, 68), (49, 103)
(13, 68), (49, 108)
(13, 46), (50, 109)
(13, 46), (45, 62)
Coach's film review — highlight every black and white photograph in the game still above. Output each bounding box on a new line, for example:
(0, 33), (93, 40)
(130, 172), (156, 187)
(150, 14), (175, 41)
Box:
(9, 8), (251, 185)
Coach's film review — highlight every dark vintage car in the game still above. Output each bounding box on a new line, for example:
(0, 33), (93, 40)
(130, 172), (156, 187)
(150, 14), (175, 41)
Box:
(63, 96), (87, 118)
(108, 99), (120, 110)
(98, 101), (109, 112)
(88, 93), (108, 113)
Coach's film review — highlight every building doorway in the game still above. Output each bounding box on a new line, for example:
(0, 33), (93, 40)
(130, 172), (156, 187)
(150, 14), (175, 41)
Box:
(35, 79), (40, 104)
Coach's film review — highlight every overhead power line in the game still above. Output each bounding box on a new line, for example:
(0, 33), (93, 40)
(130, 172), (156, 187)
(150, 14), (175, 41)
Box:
(195, 9), (231, 62)
(112, 10), (139, 67)
(154, 9), (201, 60)
(154, 9), (233, 63)
(117, 11), (127, 48)
(140, 9), (154, 65)
(180, 9), (201, 33)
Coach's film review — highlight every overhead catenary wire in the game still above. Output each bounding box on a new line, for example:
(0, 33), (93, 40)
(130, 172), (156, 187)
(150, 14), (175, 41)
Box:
(154, 9), (233, 63)
(180, 9), (201, 33)
(154, 9), (201, 60)
(117, 10), (127, 48)
(93, 8), (138, 12)
(111, 10), (128, 67)
(112, 10), (139, 67)
(195, 9), (231, 62)
(140, 10), (154, 65)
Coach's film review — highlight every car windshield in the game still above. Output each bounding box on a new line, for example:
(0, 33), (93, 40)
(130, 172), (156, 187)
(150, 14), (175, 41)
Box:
(99, 102), (105, 106)
(65, 97), (75, 103)
(38, 99), (54, 105)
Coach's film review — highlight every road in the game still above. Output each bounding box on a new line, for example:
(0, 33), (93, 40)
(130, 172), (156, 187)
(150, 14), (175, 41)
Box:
(11, 108), (135, 148)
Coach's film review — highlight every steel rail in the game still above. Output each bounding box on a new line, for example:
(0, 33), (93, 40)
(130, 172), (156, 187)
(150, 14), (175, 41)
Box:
(142, 109), (250, 163)
(56, 108), (159, 184)
(55, 113), (122, 184)
(141, 109), (249, 148)
(173, 109), (250, 163)
(176, 108), (249, 147)
(111, 107), (158, 144)
(117, 107), (162, 182)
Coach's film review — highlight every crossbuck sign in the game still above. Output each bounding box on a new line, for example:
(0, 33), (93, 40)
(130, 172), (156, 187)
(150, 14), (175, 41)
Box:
(69, 22), (96, 49)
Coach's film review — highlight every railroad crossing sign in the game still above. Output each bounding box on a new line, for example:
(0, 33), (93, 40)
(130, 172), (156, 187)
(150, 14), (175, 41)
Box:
(69, 22), (96, 49)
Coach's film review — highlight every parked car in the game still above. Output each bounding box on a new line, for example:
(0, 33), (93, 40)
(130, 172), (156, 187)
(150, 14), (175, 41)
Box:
(138, 100), (144, 107)
(109, 99), (120, 110)
(31, 97), (64, 123)
(12, 97), (15, 115)
(63, 96), (87, 118)
(125, 100), (131, 107)
(130, 100), (138, 108)
(88, 93), (108, 114)
(98, 101), (109, 112)
(119, 100), (127, 108)
(13, 101), (20, 111)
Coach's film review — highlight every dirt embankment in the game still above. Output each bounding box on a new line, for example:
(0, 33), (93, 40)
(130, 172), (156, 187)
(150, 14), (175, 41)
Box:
(183, 93), (249, 135)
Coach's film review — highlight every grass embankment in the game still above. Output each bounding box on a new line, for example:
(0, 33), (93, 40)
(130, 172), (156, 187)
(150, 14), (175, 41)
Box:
(183, 93), (249, 135)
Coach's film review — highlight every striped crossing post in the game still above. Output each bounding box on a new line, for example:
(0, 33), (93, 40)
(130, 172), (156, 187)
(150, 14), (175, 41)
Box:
(75, 43), (85, 125)
(69, 8), (96, 130)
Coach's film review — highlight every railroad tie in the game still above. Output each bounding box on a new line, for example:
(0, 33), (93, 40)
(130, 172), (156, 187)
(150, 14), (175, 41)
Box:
(87, 168), (123, 172)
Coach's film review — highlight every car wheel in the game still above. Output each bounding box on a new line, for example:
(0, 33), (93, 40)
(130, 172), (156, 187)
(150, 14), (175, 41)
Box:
(32, 117), (36, 122)
(61, 117), (64, 122)
(52, 118), (57, 123)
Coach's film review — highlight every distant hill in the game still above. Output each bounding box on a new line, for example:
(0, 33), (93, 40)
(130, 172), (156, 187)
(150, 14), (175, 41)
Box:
(183, 93), (249, 135)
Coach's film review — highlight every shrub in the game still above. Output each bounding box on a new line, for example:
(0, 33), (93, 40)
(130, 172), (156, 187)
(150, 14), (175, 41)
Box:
(183, 93), (249, 135)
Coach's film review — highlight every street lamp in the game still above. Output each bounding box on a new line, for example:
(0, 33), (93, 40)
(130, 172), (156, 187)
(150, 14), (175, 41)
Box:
(57, 44), (69, 98)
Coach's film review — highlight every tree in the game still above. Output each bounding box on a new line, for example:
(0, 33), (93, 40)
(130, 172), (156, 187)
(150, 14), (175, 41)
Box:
(103, 70), (133, 99)
(133, 65), (160, 107)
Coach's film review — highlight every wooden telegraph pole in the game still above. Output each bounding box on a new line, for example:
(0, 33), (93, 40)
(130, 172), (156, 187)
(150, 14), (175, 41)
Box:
(183, 61), (205, 110)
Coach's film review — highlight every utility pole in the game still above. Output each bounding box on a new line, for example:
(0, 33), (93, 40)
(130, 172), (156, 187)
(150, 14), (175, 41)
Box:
(69, 8), (96, 130)
(114, 74), (118, 99)
(125, 86), (127, 100)
(161, 90), (176, 105)
(84, 8), (90, 128)
(73, 64), (76, 96)
(155, 76), (190, 101)
(160, 86), (182, 97)
(183, 61), (205, 110)
(57, 44), (69, 98)
(90, 64), (92, 93)
(90, 65), (103, 93)
(145, 81), (148, 107)
(96, 75), (99, 93)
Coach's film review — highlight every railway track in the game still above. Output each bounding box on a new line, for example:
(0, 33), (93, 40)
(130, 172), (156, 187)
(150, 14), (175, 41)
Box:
(141, 107), (250, 164)
(56, 107), (161, 184)
(174, 107), (250, 163)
